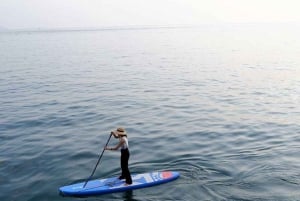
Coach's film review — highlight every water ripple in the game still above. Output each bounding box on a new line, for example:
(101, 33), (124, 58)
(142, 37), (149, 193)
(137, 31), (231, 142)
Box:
(1, 26), (300, 201)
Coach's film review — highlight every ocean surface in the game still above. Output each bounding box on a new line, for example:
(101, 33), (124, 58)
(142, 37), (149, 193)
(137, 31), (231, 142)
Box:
(0, 24), (300, 201)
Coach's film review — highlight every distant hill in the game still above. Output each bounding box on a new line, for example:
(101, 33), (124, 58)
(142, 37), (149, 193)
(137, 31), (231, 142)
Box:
(0, 26), (8, 31)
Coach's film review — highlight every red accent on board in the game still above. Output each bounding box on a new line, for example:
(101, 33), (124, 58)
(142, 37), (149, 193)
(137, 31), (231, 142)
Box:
(162, 171), (172, 179)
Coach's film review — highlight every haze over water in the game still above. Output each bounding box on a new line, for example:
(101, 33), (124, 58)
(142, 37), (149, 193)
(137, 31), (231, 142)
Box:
(0, 24), (300, 201)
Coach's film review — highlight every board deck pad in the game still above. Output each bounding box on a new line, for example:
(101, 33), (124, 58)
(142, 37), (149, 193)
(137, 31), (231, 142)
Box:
(59, 171), (179, 196)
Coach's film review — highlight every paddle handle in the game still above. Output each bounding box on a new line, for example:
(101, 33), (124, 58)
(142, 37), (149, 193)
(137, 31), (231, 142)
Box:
(83, 133), (112, 188)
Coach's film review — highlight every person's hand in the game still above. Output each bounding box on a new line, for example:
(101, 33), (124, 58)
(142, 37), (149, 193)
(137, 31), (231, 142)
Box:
(111, 131), (119, 138)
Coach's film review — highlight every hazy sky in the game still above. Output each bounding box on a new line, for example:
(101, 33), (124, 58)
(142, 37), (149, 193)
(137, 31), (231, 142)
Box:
(1, 0), (300, 29)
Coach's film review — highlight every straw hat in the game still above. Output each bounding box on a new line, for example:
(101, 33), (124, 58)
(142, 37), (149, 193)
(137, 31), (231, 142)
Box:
(113, 127), (127, 136)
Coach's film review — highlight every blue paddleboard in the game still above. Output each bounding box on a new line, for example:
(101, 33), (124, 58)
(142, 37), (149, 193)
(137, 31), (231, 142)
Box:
(59, 171), (179, 196)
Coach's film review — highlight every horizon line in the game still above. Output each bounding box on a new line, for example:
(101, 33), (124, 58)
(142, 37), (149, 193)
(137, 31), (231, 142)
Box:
(1, 22), (299, 33)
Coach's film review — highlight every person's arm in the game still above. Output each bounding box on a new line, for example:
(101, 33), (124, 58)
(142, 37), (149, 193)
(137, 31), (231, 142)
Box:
(105, 138), (125, 151)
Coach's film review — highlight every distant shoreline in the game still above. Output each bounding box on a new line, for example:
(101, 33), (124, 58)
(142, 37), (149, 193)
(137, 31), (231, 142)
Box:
(0, 25), (193, 33)
(1, 22), (299, 33)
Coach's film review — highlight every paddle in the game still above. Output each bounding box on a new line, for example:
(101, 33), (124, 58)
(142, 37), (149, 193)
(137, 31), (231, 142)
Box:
(83, 133), (112, 188)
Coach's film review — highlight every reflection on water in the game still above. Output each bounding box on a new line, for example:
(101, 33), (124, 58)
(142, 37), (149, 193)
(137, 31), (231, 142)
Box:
(122, 190), (137, 201)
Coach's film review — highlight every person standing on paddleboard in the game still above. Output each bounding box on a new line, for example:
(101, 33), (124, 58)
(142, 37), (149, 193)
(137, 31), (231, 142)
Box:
(105, 127), (132, 185)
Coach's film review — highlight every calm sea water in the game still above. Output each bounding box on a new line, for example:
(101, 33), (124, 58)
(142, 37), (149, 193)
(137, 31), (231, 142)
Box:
(1, 24), (300, 201)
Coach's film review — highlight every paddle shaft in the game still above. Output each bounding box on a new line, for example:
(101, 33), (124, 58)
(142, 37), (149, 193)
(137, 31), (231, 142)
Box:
(83, 133), (112, 188)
